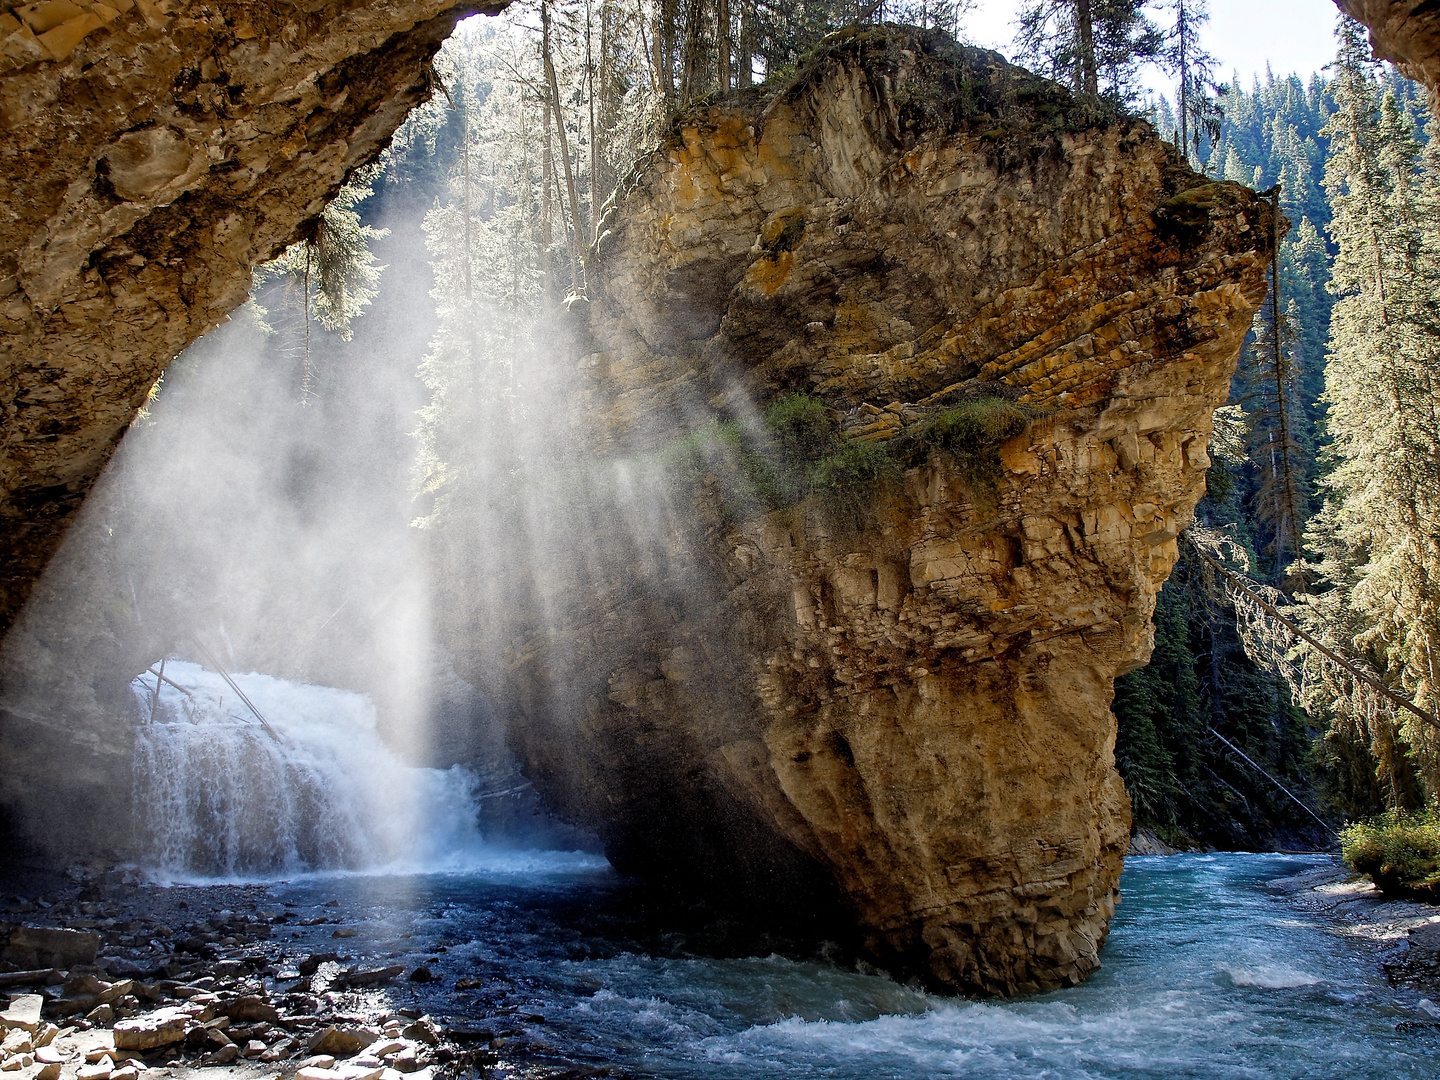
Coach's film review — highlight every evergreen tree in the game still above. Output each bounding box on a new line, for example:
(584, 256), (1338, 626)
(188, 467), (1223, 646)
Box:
(1015, 0), (1161, 103)
(261, 171), (388, 403)
(1302, 16), (1440, 801)
(1162, 0), (1223, 165)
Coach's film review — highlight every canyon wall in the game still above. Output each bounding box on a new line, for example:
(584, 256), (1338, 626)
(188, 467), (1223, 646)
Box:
(0, 0), (507, 639)
(442, 29), (1275, 996)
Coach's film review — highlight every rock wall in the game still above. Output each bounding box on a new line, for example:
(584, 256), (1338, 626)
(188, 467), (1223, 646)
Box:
(0, 0), (507, 638)
(1339, 0), (1440, 102)
(446, 29), (1275, 996)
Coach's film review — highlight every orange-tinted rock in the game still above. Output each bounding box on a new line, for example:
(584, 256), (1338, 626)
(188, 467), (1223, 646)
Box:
(452, 29), (1274, 996)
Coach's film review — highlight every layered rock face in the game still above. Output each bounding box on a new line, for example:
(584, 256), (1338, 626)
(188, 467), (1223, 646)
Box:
(459, 30), (1274, 996)
(0, 0), (506, 637)
(1339, 0), (1440, 102)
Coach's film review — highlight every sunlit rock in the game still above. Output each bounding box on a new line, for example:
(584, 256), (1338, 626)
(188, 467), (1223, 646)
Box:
(448, 27), (1275, 996)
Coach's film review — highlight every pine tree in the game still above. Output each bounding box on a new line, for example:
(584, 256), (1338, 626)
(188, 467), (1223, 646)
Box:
(1162, 0), (1223, 165)
(1237, 294), (1311, 584)
(1015, 0), (1160, 103)
(1305, 16), (1440, 800)
(261, 171), (389, 403)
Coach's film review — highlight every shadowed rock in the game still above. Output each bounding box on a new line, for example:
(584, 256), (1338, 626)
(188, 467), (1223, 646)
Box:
(445, 27), (1275, 996)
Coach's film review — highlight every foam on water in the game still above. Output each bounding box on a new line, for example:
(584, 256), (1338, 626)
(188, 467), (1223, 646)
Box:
(298, 853), (1431, 1079)
(130, 660), (604, 882)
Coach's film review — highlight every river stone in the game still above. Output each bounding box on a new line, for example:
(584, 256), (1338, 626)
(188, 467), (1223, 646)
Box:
(0, 995), (42, 1032)
(112, 1006), (191, 1050)
(340, 966), (403, 989)
(307, 1027), (378, 1057)
(220, 996), (278, 1023)
(35, 1063), (60, 1080)
(1, 928), (99, 969)
(1408, 921), (1440, 951)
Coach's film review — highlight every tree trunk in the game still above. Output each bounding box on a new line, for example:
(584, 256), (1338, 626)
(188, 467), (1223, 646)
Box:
(542, 2), (587, 288)
(1076, 0), (1098, 95)
(717, 0), (730, 91)
(541, 97), (554, 296)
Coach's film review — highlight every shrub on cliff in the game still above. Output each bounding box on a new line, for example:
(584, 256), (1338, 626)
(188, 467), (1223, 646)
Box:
(1340, 809), (1440, 900)
(910, 397), (1037, 510)
(810, 440), (903, 538)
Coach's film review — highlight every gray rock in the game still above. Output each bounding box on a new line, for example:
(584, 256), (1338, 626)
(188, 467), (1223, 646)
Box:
(339, 966), (403, 989)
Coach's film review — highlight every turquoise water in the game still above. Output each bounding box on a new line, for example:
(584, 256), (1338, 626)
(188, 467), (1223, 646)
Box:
(270, 853), (1438, 1078)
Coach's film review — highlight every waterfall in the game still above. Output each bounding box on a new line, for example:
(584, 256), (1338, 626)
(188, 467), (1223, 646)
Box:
(130, 660), (491, 880)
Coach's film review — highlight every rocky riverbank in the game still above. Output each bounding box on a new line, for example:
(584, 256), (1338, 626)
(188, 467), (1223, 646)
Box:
(0, 871), (565, 1080)
(1268, 860), (1440, 1003)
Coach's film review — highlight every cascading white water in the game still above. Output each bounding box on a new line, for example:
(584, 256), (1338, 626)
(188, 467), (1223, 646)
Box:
(130, 660), (493, 880)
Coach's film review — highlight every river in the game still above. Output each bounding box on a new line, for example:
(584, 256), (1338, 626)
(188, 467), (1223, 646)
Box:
(254, 852), (1436, 1079)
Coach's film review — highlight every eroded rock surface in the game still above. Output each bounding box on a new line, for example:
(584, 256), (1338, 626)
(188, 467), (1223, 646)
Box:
(448, 29), (1274, 996)
(0, 0), (507, 636)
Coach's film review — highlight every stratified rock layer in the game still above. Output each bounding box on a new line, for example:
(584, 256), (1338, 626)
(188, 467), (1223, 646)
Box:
(461, 30), (1274, 996)
(0, 0), (506, 636)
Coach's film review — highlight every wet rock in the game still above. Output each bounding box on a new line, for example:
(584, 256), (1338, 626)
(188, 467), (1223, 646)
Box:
(307, 1026), (378, 1057)
(2, 928), (99, 969)
(339, 966), (404, 989)
(299, 954), (341, 977)
(0, 995), (42, 1031)
(406, 967), (435, 983)
(111, 1006), (191, 1050)
(331, 929), (357, 939)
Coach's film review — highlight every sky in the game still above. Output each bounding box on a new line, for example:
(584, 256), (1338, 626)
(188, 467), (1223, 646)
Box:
(960, 0), (1346, 97)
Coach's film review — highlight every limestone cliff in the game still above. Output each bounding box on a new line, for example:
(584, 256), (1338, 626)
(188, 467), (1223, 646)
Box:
(0, 0), (507, 637)
(443, 29), (1275, 996)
